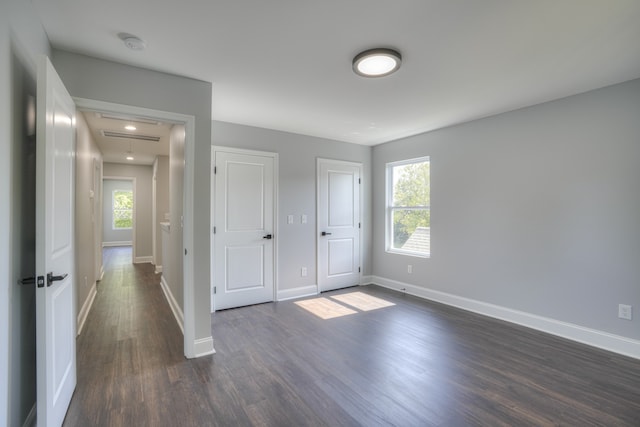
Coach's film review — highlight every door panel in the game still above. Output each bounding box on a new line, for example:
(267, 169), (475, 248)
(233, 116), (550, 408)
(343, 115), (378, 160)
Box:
(328, 238), (354, 276)
(36, 55), (76, 427)
(213, 149), (276, 310)
(318, 159), (361, 292)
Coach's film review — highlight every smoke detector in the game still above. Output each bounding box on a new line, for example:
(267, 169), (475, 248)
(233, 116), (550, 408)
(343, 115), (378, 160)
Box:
(118, 33), (146, 51)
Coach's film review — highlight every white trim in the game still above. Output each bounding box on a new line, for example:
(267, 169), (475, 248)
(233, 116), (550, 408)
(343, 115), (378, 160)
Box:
(74, 97), (205, 359)
(76, 282), (97, 336)
(98, 266), (104, 281)
(193, 337), (216, 357)
(133, 256), (153, 264)
(160, 275), (184, 334)
(22, 404), (36, 427)
(155, 265), (163, 274)
(361, 275), (374, 285)
(368, 276), (640, 360)
(102, 241), (132, 247)
(277, 285), (319, 301)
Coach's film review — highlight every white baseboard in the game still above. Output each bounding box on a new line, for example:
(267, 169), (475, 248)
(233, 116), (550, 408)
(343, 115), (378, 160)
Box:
(98, 266), (104, 281)
(368, 276), (640, 360)
(160, 275), (184, 334)
(361, 275), (374, 285)
(277, 285), (318, 301)
(155, 265), (163, 274)
(134, 256), (153, 264)
(193, 336), (216, 357)
(22, 403), (36, 427)
(102, 241), (132, 247)
(77, 281), (97, 336)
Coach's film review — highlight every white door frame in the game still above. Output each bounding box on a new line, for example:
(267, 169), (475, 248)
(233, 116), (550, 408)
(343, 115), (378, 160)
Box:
(102, 176), (137, 257)
(211, 146), (279, 312)
(316, 158), (363, 292)
(74, 98), (199, 358)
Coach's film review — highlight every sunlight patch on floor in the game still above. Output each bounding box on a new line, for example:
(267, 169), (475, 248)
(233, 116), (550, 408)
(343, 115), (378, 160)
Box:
(295, 297), (357, 319)
(295, 292), (395, 319)
(331, 292), (395, 311)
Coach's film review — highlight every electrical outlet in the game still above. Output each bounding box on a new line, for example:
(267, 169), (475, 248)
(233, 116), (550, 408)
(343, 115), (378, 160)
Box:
(618, 304), (632, 320)
(287, 215), (294, 224)
(407, 265), (412, 274)
(301, 214), (307, 224)
(301, 267), (307, 277)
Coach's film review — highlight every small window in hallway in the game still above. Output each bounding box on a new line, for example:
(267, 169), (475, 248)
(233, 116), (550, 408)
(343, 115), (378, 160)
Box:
(112, 189), (133, 229)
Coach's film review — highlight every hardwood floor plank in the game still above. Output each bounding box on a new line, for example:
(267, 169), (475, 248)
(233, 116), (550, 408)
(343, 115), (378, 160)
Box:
(64, 246), (640, 426)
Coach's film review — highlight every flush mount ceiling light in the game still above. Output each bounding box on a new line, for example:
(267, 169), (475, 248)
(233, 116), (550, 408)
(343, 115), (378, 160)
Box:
(118, 33), (146, 51)
(124, 125), (136, 131)
(353, 48), (402, 77)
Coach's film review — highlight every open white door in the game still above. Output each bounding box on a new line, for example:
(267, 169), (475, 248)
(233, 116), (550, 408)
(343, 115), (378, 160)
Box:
(36, 56), (76, 427)
(212, 148), (276, 310)
(317, 159), (361, 292)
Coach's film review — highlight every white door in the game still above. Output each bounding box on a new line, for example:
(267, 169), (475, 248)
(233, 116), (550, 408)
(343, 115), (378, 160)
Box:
(317, 159), (361, 292)
(212, 148), (276, 310)
(36, 56), (77, 427)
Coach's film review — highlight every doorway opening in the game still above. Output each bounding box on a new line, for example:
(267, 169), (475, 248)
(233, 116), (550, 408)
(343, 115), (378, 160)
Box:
(74, 97), (199, 358)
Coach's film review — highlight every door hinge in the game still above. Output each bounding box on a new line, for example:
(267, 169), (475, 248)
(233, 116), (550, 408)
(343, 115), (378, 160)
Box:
(358, 178), (361, 184)
(359, 222), (361, 229)
(213, 226), (216, 234)
(358, 267), (361, 273)
(214, 166), (217, 174)
(213, 286), (217, 294)
(185, 249), (187, 255)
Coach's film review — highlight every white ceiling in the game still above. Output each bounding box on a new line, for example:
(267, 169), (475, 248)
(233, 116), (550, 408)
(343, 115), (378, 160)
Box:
(33, 0), (640, 146)
(81, 111), (171, 165)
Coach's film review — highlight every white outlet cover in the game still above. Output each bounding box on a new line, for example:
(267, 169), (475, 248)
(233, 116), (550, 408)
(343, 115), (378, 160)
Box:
(287, 215), (294, 224)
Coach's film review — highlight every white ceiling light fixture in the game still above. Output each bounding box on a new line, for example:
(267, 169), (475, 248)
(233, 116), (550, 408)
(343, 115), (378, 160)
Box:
(353, 48), (402, 78)
(118, 32), (146, 51)
(125, 125), (136, 131)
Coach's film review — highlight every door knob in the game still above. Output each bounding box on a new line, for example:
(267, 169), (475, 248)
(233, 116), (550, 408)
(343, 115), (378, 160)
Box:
(47, 272), (68, 287)
(263, 234), (273, 240)
(321, 231), (332, 236)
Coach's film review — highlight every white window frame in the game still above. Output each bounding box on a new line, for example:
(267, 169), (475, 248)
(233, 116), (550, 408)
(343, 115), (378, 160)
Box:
(386, 156), (430, 258)
(112, 189), (133, 230)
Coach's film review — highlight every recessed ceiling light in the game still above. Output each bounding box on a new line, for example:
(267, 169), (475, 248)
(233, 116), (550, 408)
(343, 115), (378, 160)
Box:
(126, 156), (134, 161)
(125, 125), (137, 131)
(353, 48), (402, 78)
(118, 33), (146, 51)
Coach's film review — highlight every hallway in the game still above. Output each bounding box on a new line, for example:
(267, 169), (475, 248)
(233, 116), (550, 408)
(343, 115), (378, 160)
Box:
(63, 246), (188, 426)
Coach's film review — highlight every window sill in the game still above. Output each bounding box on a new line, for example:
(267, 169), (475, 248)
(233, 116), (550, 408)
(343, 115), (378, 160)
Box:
(386, 249), (430, 259)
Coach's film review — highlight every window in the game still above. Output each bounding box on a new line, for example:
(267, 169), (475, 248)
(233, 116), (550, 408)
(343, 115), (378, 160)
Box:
(112, 189), (133, 229)
(386, 157), (430, 257)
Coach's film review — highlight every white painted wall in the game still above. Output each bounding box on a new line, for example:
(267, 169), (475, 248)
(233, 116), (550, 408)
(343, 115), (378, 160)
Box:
(212, 121), (372, 299)
(1, 0), (51, 424)
(153, 155), (170, 270)
(102, 179), (133, 244)
(75, 112), (103, 329)
(167, 125), (185, 308)
(372, 79), (640, 345)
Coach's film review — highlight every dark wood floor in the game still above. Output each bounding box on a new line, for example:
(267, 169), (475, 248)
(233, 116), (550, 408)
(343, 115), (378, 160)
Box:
(64, 246), (640, 426)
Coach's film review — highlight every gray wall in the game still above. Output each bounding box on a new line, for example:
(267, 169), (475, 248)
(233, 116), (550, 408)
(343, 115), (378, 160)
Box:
(212, 121), (372, 296)
(0, 0), (51, 424)
(372, 78), (640, 341)
(103, 163), (153, 260)
(52, 49), (212, 345)
(167, 125), (185, 308)
(102, 179), (133, 244)
(154, 155), (170, 269)
(75, 112), (103, 323)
